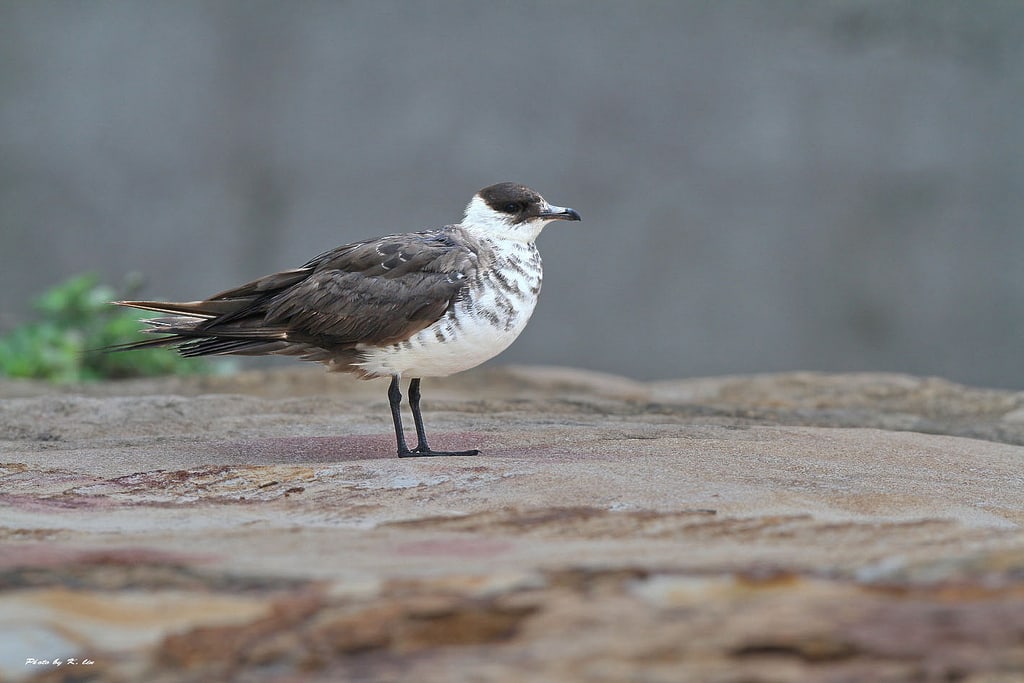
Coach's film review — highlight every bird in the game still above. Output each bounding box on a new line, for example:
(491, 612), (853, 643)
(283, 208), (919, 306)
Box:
(112, 182), (582, 457)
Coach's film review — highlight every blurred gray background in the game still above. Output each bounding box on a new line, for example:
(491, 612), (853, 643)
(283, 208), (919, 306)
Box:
(2, 1), (1023, 388)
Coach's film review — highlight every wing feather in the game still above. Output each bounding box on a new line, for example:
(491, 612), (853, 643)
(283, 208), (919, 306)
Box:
(111, 228), (481, 362)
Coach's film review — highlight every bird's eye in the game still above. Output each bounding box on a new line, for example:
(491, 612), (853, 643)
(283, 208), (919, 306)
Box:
(502, 202), (521, 213)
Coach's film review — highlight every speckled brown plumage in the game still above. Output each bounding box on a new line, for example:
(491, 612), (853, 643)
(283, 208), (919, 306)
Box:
(113, 182), (581, 457)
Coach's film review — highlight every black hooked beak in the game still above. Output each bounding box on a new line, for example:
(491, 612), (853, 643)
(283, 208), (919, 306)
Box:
(540, 204), (582, 222)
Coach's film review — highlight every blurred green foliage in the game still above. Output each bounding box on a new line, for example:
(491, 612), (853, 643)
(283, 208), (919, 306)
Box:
(0, 273), (216, 382)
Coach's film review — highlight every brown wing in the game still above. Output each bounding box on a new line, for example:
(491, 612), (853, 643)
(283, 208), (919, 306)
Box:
(113, 229), (479, 357)
(262, 232), (477, 345)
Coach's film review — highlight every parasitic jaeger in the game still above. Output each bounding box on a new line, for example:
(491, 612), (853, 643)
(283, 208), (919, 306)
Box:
(113, 182), (582, 457)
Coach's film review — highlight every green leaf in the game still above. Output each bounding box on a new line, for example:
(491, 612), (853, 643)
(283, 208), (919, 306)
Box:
(0, 273), (220, 382)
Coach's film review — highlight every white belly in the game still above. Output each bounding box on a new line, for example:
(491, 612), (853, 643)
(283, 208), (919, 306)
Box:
(353, 266), (541, 378)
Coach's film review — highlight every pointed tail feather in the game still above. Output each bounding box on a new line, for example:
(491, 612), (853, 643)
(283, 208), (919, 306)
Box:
(107, 299), (296, 358)
(113, 300), (234, 318)
(104, 330), (292, 358)
(177, 338), (291, 357)
(101, 336), (192, 353)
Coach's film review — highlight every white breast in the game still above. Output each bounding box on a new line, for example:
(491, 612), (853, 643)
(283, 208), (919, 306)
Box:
(353, 241), (542, 378)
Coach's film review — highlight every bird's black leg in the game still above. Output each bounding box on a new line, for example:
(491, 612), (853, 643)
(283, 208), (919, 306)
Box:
(405, 377), (479, 457)
(388, 375), (414, 456)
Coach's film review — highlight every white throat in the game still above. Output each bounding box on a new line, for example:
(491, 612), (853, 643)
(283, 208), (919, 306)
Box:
(462, 196), (549, 243)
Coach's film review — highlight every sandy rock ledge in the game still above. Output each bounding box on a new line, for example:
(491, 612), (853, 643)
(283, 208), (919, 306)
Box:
(2, 366), (1023, 682)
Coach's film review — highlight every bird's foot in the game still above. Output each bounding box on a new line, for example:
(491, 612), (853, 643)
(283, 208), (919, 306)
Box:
(398, 446), (480, 458)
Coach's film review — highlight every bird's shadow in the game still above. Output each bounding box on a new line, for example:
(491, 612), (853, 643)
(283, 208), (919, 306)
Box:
(213, 433), (489, 464)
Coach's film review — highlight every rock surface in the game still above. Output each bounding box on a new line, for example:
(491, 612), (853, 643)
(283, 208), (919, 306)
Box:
(2, 367), (1023, 682)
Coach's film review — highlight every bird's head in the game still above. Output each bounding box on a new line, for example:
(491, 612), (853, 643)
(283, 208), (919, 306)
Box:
(463, 182), (581, 242)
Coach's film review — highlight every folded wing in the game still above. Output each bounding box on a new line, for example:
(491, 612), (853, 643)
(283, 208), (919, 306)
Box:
(113, 230), (478, 361)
